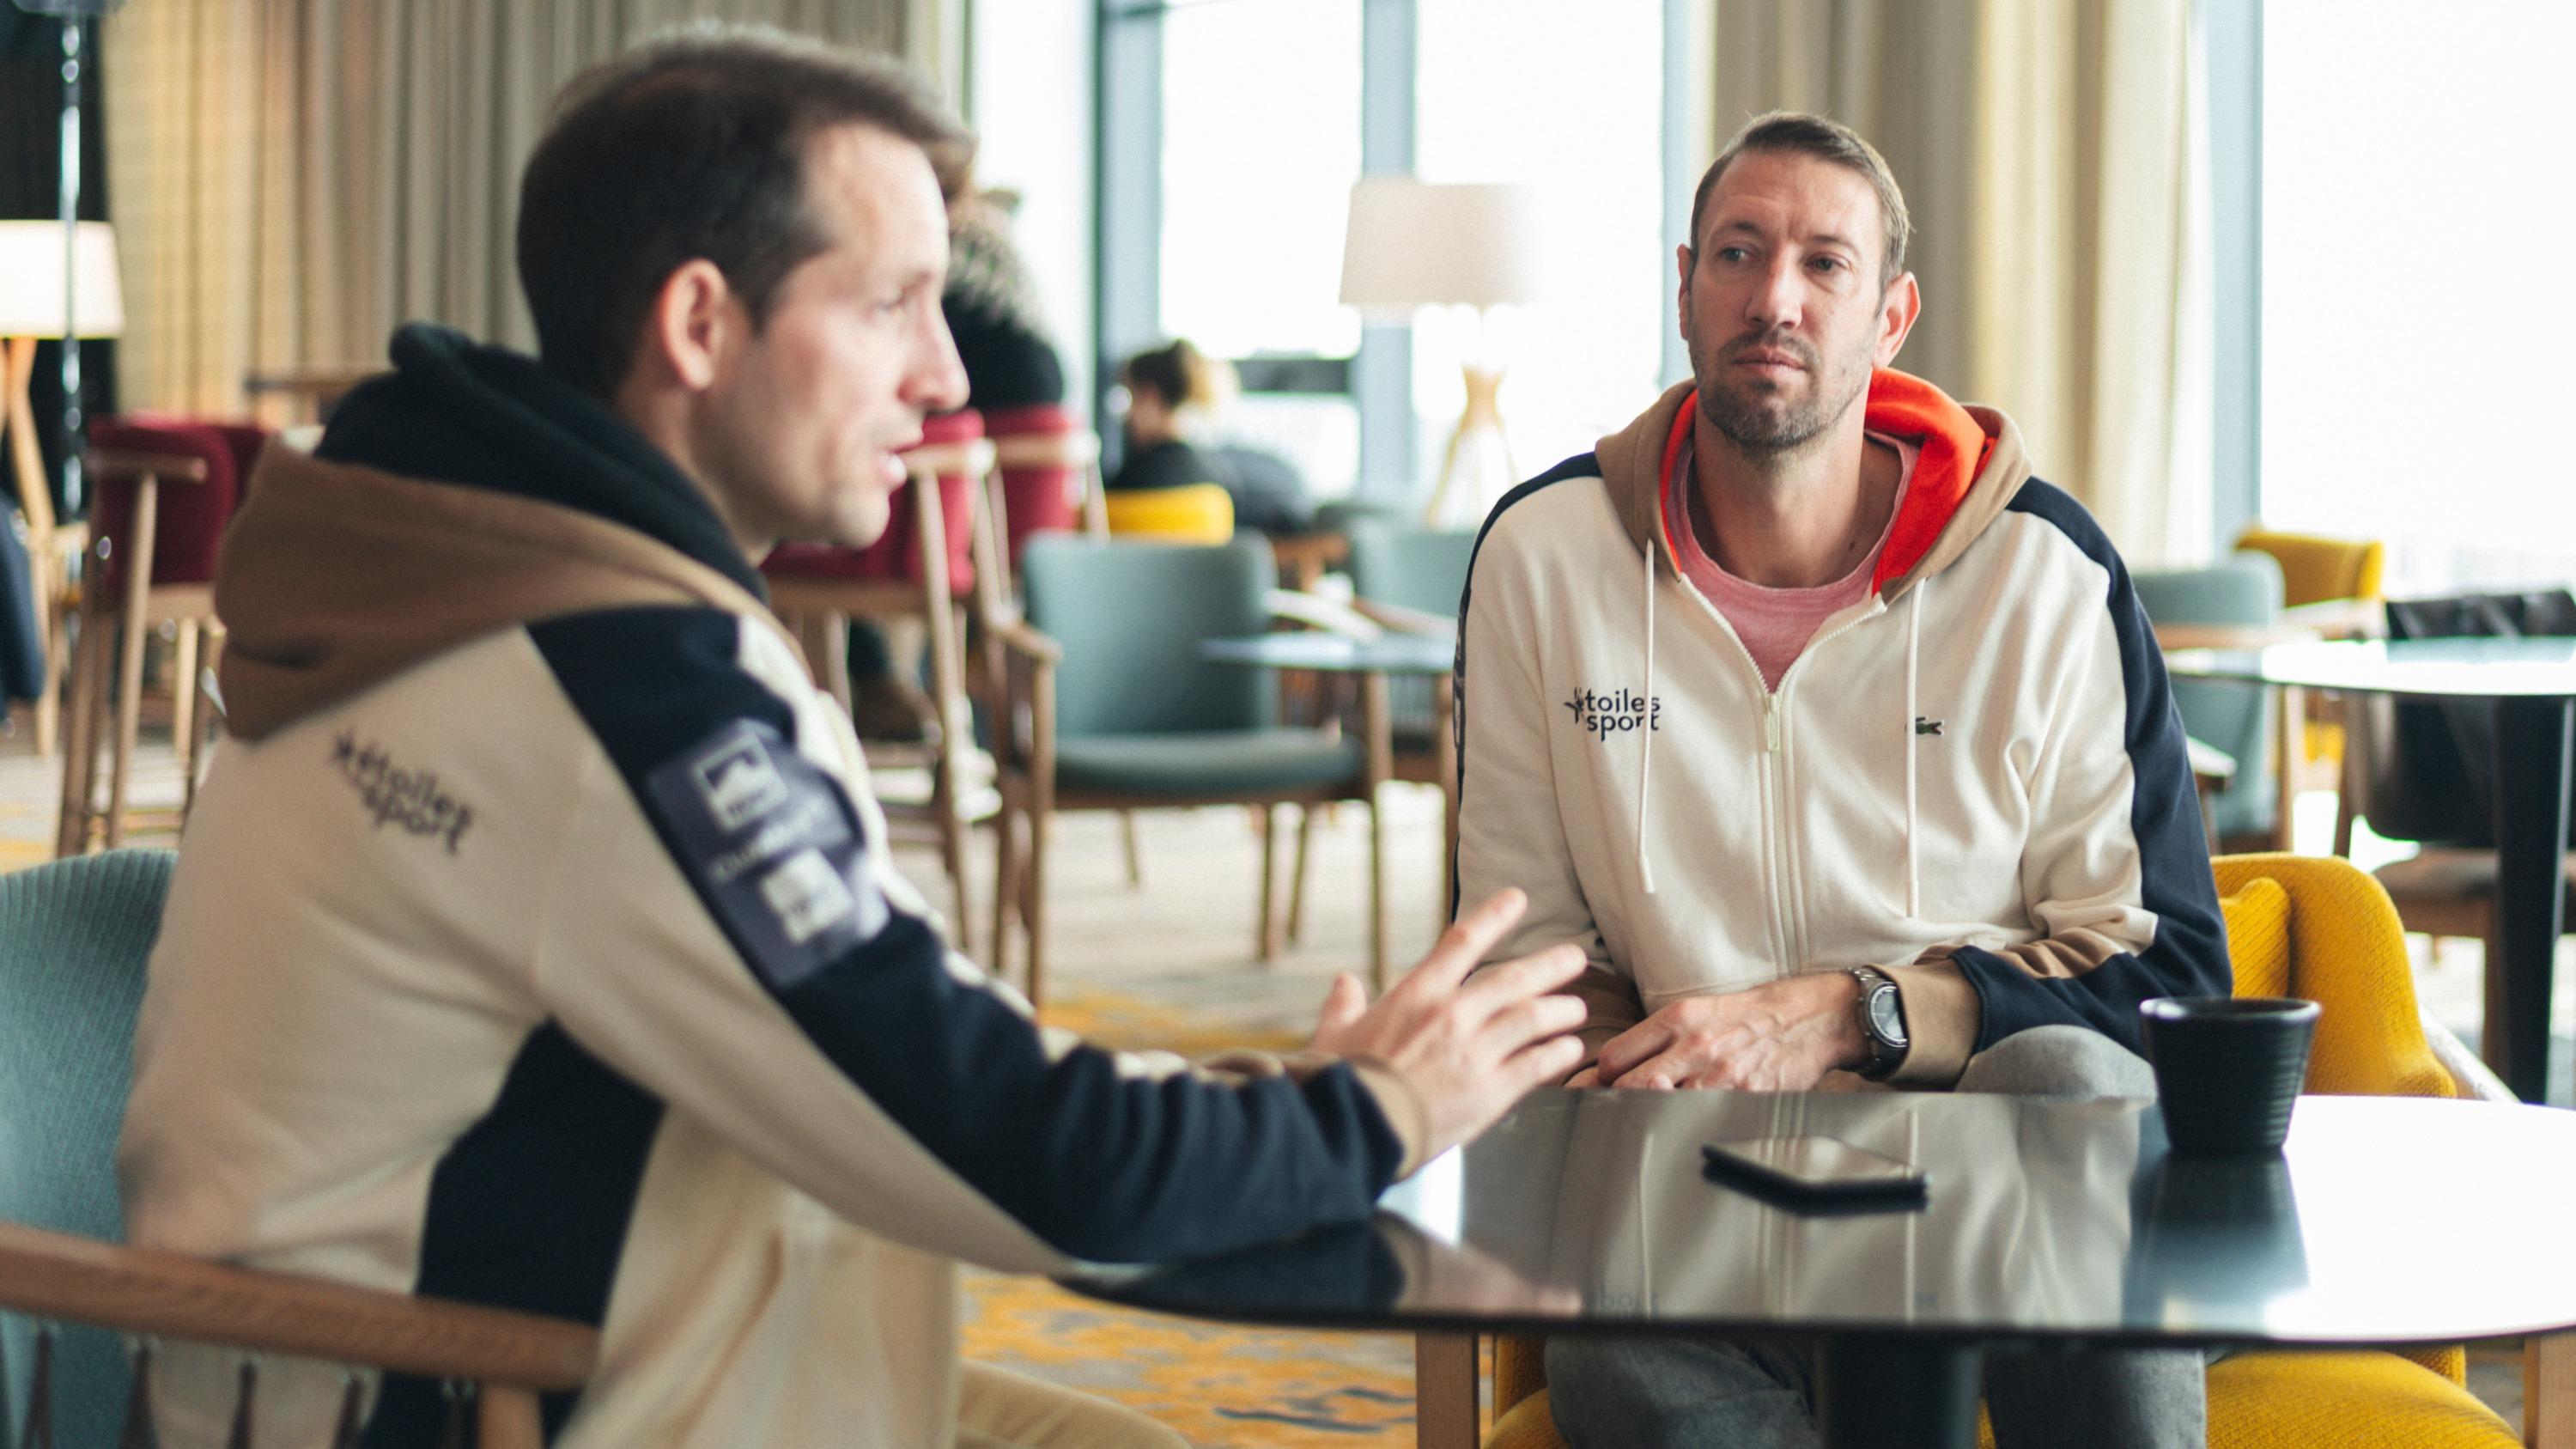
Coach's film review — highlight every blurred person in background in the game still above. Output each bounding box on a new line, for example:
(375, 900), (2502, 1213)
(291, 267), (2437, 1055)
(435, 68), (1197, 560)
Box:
(1110, 338), (1314, 536)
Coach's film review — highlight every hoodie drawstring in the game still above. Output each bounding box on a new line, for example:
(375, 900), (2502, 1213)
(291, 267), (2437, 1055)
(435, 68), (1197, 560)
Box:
(1637, 537), (1659, 896)
(1903, 577), (1926, 916)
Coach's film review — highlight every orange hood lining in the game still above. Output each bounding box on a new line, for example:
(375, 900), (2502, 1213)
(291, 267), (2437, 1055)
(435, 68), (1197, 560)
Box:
(1655, 368), (1996, 594)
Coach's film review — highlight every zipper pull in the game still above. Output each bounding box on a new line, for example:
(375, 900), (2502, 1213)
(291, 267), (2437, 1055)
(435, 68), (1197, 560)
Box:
(1765, 698), (1783, 754)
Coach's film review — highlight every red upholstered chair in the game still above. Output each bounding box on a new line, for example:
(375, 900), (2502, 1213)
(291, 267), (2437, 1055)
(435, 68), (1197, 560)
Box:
(762, 409), (998, 953)
(59, 417), (261, 853)
(981, 403), (1104, 569)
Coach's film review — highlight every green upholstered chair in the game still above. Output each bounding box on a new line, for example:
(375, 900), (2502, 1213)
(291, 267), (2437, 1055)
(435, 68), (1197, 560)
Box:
(1342, 522), (1476, 921)
(0, 849), (175, 1446)
(0, 850), (596, 1448)
(2134, 551), (2287, 846)
(986, 536), (1387, 1009)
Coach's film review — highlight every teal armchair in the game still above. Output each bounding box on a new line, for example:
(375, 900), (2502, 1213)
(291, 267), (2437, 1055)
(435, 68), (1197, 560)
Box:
(2134, 551), (2287, 846)
(0, 851), (595, 1448)
(986, 537), (1388, 1009)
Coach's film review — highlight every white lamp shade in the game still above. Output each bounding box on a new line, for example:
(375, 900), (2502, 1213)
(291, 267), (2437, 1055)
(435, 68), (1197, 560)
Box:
(1339, 179), (1549, 316)
(0, 221), (125, 338)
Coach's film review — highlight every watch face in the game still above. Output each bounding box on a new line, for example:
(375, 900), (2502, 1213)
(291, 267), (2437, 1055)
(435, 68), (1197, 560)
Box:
(1868, 987), (1907, 1046)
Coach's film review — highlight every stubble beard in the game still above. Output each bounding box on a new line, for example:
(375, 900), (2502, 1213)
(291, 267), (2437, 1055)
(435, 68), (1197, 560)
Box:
(1689, 331), (1872, 456)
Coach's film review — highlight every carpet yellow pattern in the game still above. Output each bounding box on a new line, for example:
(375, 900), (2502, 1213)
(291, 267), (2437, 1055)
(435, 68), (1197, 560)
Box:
(957, 989), (1426, 1447)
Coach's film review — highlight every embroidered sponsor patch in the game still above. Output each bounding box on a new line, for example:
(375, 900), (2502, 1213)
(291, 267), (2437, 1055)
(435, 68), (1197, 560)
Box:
(645, 721), (886, 989)
(333, 733), (474, 854)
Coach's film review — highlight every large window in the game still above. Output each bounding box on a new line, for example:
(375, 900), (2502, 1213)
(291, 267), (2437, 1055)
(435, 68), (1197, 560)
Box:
(1103, 0), (1671, 510)
(2261, 2), (2576, 589)
(1413, 0), (1668, 492)
(1154, 0), (1365, 496)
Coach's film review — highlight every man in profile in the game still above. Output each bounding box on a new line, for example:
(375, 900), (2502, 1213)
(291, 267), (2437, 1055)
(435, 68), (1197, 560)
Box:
(1454, 112), (2226, 1446)
(120, 27), (1587, 1448)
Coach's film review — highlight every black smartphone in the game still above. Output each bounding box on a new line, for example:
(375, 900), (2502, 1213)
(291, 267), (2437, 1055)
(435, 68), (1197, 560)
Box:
(1701, 1135), (1929, 1211)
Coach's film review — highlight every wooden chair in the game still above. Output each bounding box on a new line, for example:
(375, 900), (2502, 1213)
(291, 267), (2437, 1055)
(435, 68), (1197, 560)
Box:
(764, 421), (997, 958)
(0, 849), (597, 1448)
(981, 404), (1107, 563)
(58, 426), (249, 855)
(984, 536), (1388, 1009)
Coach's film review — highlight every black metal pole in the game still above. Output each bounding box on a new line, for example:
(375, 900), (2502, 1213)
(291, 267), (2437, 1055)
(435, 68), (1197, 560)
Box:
(2492, 695), (2575, 1102)
(55, 13), (86, 515)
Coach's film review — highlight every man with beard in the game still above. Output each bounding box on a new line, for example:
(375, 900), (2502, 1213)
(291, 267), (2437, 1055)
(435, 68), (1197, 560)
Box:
(1450, 113), (2226, 1446)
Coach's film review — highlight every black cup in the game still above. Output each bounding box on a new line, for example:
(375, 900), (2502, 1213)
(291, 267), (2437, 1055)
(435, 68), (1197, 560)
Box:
(2138, 996), (2319, 1155)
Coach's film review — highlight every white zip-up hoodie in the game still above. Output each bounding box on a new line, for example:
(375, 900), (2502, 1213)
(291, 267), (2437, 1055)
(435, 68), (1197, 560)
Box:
(1455, 371), (2227, 1085)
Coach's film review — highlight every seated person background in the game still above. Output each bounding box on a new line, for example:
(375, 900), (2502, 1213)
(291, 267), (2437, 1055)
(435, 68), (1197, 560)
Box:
(1455, 111), (2227, 1449)
(1109, 338), (1314, 535)
(120, 28), (1589, 1448)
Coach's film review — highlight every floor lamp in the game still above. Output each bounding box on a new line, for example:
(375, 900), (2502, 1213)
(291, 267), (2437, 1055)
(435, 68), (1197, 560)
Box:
(1338, 179), (1546, 529)
(0, 220), (122, 754)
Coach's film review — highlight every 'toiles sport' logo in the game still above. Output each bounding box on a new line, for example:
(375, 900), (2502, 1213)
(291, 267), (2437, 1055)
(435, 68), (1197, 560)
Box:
(1563, 686), (1661, 740)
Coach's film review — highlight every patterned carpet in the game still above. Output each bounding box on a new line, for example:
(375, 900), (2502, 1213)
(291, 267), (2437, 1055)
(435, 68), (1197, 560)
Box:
(959, 989), (1429, 1448)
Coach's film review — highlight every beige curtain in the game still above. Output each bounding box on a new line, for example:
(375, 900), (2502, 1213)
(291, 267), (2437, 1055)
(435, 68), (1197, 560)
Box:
(105, 0), (944, 418)
(1691, 0), (2213, 565)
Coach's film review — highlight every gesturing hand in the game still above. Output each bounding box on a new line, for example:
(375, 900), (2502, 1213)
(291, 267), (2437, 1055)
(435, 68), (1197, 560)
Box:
(1592, 972), (1864, 1092)
(1309, 889), (1589, 1165)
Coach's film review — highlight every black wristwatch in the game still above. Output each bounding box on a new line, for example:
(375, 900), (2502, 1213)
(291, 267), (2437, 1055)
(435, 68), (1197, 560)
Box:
(1846, 965), (1910, 1080)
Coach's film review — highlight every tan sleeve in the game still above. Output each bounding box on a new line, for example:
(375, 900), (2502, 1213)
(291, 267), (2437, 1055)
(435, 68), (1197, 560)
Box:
(1880, 951), (1984, 1088)
(1342, 1055), (1434, 1178)
(1883, 926), (2136, 1086)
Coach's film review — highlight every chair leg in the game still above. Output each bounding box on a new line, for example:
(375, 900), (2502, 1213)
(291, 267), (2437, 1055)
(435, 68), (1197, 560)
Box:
(1414, 1333), (1479, 1449)
(1368, 793), (1388, 993)
(1256, 806), (1282, 962)
(988, 795), (1019, 989)
(105, 603), (150, 849)
(926, 600), (975, 960)
(1286, 805), (1315, 945)
(1025, 799), (1052, 1012)
(171, 618), (199, 771)
(55, 605), (103, 857)
(1120, 810), (1143, 886)
(2532, 1331), (2576, 1448)
(479, 1384), (544, 1449)
(31, 588), (59, 757)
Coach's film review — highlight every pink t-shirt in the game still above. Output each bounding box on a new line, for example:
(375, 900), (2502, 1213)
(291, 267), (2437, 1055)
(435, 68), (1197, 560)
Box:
(1662, 431), (1920, 692)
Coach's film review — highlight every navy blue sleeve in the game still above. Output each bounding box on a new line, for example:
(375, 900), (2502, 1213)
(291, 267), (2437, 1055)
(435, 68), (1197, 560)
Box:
(1958, 485), (2232, 1052)
(530, 606), (1406, 1264)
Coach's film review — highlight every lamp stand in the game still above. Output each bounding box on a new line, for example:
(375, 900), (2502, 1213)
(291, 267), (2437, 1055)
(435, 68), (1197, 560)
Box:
(1423, 362), (1516, 530)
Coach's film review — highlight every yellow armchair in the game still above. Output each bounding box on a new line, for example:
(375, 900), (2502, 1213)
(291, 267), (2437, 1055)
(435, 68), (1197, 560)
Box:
(1465, 853), (2516, 1449)
(1101, 482), (1235, 543)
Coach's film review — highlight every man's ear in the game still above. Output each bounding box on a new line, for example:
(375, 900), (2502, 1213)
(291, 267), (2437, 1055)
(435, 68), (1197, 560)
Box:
(1874, 271), (1922, 367)
(1675, 243), (1696, 343)
(640, 259), (740, 393)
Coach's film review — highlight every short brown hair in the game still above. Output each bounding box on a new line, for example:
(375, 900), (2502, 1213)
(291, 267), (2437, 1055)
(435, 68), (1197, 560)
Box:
(1687, 111), (1909, 290)
(517, 23), (974, 398)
